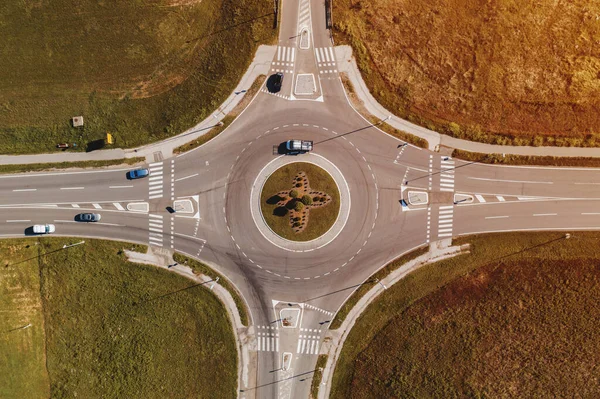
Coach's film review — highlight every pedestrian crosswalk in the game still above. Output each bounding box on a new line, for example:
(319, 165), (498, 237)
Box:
(315, 47), (337, 74)
(437, 205), (454, 238)
(273, 46), (295, 73)
(148, 214), (163, 247)
(257, 331), (279, 352)
(440, 157), (455, 192)
(149, 162), (164, 199)
(296, 334), (320, 355)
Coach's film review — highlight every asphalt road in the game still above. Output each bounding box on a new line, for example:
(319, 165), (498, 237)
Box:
(3, 0), (600, 398)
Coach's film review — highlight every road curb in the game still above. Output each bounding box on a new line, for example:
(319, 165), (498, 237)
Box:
(318, 241), (470, 399)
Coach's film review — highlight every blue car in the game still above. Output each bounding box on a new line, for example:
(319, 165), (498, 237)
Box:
(127, 168), (150, 180)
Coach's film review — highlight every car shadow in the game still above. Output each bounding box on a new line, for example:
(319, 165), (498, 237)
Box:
(266, 74), (282, 93)
(24, 226), (36, 236)
(276, 142), (288, 155)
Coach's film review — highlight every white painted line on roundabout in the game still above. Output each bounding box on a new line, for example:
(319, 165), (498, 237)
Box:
(468, 177), (553, 184)
(533, 213), (557, 217)
(485, 216), (509, 219)
(6, 220), (30, 223)
(12, 188), (36, 192)
(175, 173), (199, 182)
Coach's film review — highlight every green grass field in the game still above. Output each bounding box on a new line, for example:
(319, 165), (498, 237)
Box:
(0, 240), (50, 399)
(260, 162), (340, 241)
(0, 238), (238, 398)
(331, 232), (600, 398)
(0, 0), (275, 154)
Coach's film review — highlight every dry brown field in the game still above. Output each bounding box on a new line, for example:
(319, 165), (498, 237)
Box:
(334, 0), (600, 146)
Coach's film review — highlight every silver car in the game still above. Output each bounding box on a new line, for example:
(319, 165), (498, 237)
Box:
(77, 213), (101, 222)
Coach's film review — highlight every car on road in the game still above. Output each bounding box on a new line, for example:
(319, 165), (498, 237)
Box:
(127, 168), (149, 180)
(285, 139), (313, 155)
(273, 72), (284, 92)
(33, 224), (55, 234)
(77, 213), (101, 222)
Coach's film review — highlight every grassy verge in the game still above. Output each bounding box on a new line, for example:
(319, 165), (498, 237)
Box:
(0, 157), (145, 175)
(0, 1), (276, 154)
(341, 74), (428, 149)
(333, 1), (600, 148)
(331, 232), (600, 398)
(260, 163), (340, 241)
(173, 252), (249, 326)
(452, 148), (600, 168)
(0, 239), (50, 398)
(174, 75), (266, 155)
(329, 245), (428, 329)
(37, 238), (237, 398)
(310, 354), (328, 399)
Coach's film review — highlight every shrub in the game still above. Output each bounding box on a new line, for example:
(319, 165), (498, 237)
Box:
(295, 201), (304, 211)
(313, 196), (320, 202)
(296, 183), (302, 187)
(301, 195), (313, 205)
(290, 190), (299, 198)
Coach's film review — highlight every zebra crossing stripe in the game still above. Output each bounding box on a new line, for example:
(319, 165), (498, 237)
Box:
(315, 49), (321, 63)
(277, 46), (281, 60)
(290, 47), (295, 62)
(328, 47), (335, 62)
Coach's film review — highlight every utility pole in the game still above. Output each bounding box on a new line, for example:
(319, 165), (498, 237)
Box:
(63, 241), (85, 249)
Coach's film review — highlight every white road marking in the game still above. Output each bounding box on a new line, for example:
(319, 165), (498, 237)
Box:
(12, 189), (36, 192)
(6, 220), (30, 223)
(574, 182), (600, 185)
(174, 173), (199, 182)
(468, 177), (553, 184)
(71, 204), (80, 208)
(149, 176), (162, 181)
(496, 196), (506, 202)
(533, 213), (557, 216)
(149, 194), (163, 199)
(149, 214), (163, 219)
(581, 212), (600, 215)
(92, 204), (102, 209)
(149, 162), (163, 167)
(475, 194), (486, 203)
(60, 187), (84, 190)
(113, 203), (125, 211)
(485, 216), (509, 219)
(109, 185), (133, 189)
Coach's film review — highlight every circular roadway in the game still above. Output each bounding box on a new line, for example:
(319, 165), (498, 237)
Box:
(224, 123), (379, 280)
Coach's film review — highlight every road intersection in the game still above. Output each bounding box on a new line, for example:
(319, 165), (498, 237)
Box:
(2, 0), (600, 398)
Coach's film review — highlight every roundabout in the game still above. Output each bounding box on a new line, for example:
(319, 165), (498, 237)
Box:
(253, 154), (349, 250)
(222, 120), (380, 280)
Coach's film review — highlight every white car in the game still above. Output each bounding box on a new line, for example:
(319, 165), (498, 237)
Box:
(32, 224), (55, 234)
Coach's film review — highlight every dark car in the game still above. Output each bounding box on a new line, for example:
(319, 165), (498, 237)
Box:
(77, 213), (101, 222)
(127, 168), (150, 180)
(273, 72), (284, 92)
